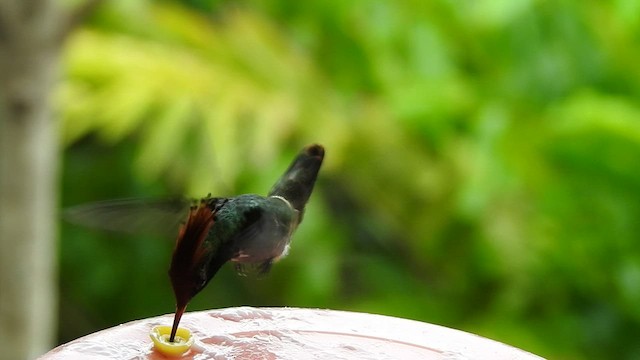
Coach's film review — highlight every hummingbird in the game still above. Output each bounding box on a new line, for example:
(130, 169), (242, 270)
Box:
(66, 144), (325, 342)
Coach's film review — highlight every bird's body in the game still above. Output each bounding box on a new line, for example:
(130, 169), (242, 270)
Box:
(169, 194), (299, 304)
(166, 144), (324, 341)
(214, 195), (298, 265)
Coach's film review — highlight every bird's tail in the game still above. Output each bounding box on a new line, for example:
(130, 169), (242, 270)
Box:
(268, 144), (324, 213)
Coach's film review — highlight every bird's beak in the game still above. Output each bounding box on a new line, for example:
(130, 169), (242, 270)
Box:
(169, 302), (188, 343)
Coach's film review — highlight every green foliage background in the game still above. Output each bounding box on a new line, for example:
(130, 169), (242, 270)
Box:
(57, 1), (640, 359)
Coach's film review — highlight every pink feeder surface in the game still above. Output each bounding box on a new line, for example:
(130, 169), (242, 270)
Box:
(40, 307), (545, 360)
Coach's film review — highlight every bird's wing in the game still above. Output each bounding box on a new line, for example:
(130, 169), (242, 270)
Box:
(64, 197), (194, 237)
(234, 260), (274, 277)
(227, 200), (293, 277)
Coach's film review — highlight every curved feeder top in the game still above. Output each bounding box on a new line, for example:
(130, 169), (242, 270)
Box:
(39, 307), (545, 360)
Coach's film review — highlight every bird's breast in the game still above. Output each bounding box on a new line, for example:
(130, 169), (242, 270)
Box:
(231, 218), (295, 263)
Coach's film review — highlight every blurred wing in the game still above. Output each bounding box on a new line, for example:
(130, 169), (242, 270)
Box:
(234, 260), (273, 278)
(64, 198), (193, 237)
(227, 206), (277, 277)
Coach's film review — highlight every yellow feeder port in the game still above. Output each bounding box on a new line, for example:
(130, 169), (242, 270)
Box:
(150, 325), (194, 357)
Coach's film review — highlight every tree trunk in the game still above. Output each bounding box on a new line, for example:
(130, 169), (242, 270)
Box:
(0, 1), (61, 358)
(0, 1), (104, 357)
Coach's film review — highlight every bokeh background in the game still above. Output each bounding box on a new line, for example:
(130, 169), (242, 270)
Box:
(50, 0), (640, 359)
